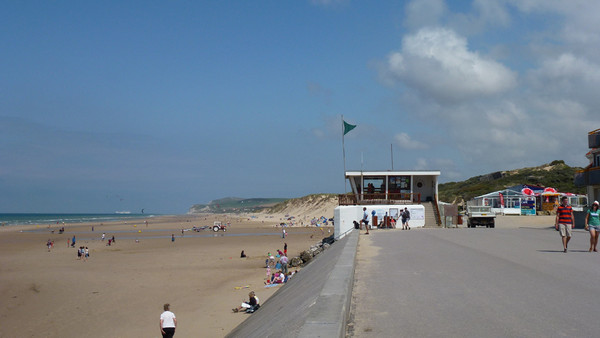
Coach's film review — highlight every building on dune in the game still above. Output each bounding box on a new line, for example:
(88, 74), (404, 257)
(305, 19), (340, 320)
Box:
(574, 128), (600, 203)
(471, 184), (587, 215)
(334, 170), (442, 238)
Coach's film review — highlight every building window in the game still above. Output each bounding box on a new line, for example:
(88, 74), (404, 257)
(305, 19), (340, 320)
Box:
(363, 177), (385, 194)
(388, 176), (410, 193)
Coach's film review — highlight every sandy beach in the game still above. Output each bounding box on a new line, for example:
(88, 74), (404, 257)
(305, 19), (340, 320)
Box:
(0, 213), (334, 338)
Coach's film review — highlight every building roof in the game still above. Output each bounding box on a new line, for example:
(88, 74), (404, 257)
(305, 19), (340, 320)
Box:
(345, 170), (441, 177)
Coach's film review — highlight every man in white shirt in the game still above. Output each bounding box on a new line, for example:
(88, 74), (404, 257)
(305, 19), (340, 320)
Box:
(160, 303), (177, 338)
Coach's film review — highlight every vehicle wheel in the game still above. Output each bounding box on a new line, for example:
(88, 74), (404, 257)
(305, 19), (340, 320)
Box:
(213, 226), (219, 232)
(223, 228), (227, 232)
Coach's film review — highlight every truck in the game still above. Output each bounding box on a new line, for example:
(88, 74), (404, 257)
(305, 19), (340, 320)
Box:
(466, 206), (496, 228)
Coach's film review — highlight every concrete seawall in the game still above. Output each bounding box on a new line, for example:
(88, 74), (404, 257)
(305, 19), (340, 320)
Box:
(226, 230), (359, 338)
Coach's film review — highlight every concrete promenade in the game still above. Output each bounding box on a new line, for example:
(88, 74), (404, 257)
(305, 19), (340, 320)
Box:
(227, 230), (358, 338)
(350, 226), (600, 337)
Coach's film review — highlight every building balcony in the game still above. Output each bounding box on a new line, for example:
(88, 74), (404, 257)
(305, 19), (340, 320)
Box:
(338, 193), (422, 206)
(575, 167), (600, 187)
(590, 129), (600, 148)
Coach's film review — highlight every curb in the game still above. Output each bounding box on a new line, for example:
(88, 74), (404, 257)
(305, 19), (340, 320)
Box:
(298, 230), (358, 337)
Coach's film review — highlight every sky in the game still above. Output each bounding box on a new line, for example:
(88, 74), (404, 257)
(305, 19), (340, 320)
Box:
(2, 0), (599, 214)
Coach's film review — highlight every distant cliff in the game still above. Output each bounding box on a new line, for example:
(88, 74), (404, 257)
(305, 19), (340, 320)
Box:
(188, 194), (339, 217)
(188, 197), (287, 214)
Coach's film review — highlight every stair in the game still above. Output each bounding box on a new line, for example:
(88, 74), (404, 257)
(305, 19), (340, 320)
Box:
(423, 201), (440, 228)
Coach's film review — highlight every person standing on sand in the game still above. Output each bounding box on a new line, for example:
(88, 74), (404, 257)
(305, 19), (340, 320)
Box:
(280, 255), (289, 274)
(160, 303), (177, 338)
(585, 201), (600, 252)
(101, 233), (105, 241)
(71, 235), (76, 247)
(284, 242), (288, 256)
(282, 228), (286, 239)
(556, 196), (574, 253)
(171, 234), (175, 242)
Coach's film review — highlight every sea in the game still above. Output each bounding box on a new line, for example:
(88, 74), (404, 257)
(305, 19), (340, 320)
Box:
(0, 213), (157, 226)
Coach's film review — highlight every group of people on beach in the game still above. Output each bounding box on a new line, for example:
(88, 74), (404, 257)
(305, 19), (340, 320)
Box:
(101, 233), (116, 246)
(558, 197), (600, 253)
(264, 244), (297, 286)
(77, 246), (90, 261)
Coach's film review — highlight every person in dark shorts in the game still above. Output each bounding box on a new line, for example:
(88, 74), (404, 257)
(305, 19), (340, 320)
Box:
(160, 303), (177, 337)
(360, 207), (370, 234)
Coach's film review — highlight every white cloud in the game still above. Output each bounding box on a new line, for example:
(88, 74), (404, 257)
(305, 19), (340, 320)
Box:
(509, 0), (600, 47)
(395, 132), (428, 149)
(385, 27), (517, 104)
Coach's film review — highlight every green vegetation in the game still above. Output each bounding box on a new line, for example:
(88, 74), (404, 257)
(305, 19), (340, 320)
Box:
(438, 160), (585, 203)
(189, 197), (287, 214)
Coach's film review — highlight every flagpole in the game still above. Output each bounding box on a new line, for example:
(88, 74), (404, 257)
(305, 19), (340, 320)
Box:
(342, 114), (347, 193)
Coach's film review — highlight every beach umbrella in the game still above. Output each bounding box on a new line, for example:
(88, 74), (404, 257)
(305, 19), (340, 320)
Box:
(522, 188), (534, 196)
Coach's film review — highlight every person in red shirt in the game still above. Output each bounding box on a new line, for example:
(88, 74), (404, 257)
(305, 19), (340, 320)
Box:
(555, 196), (574, 253)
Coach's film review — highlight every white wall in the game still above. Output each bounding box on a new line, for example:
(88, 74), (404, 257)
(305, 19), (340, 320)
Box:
(334, 206), (362, 239)
(334, 204), (426, 239)
(492, 207), (521, 215)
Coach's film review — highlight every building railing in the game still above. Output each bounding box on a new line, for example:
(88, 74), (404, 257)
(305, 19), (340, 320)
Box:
(575, 166), (600, 186)
(432, 194), (442, 226)
(589, 129), (600, 148)
(338, 193), (421, 206)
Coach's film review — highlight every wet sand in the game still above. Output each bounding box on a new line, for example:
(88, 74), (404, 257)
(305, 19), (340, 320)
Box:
(0, 214), (333, 338)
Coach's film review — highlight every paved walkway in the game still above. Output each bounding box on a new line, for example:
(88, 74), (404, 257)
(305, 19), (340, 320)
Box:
(350, 227), (600, 337)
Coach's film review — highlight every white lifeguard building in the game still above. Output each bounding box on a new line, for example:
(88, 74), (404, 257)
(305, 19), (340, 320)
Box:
(334, 170), (441, 238)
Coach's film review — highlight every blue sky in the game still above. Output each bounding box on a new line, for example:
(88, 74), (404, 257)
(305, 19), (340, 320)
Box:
(2, 0), (599, 213)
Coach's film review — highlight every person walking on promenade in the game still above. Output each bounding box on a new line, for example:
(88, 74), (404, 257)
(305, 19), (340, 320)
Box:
(160, 303), (177, 338)
(556, 196), (574, 253)
(585, 201), (600, 252)
(360, 207), (370, 234)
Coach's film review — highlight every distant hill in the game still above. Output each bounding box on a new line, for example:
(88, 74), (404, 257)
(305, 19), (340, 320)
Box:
(438, 160), (585, 204)
(188, 197), (287, 214)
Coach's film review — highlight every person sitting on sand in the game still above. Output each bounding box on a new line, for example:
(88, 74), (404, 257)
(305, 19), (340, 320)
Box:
(273, 271), (285, 284)
(240, 250), (246, 258)
(233, 291), (259, 313)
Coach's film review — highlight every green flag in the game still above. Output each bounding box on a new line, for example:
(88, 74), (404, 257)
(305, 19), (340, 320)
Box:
(343, 120), (356, 135)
